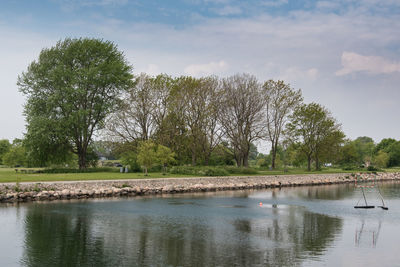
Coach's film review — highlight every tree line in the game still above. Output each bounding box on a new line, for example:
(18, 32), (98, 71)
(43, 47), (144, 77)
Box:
(1, 37), (398, 172)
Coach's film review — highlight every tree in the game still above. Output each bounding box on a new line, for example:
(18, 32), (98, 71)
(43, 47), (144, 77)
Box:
(170, 76), (223, 165)
(3, 143), (28, 167)
(0, 139), (11, 165)
(156, 145), (175, 174)
(18, 38), (133, 169)
(105, 73), (156, 142)
(286, 103), (344, 171)
(337, 141), (359, 166)
(374, 150), (389, 168)
(137, 141), (158, 175)
(352, 136), (375, 166)
(386, 141), (400, 167)
(374, 138), (396, 154)
(263, 80), (303, 169)
(219, 74), (266, 167)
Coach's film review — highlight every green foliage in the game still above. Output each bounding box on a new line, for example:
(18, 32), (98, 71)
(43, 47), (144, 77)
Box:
(0, 139), (11, 165)
(367, 165), (379, 172)
(341, 164), (362, 171)
(386, 141), (400, 167)
(373, 150), (389, 168)
(156, 144), (175, 173)
(203, 167), (229, 176)
(18, 37), (133, 169)
(262, 79), (303, 169)
(256, 158), (269, 168)
(338, 141), (359, 166)
(169, 166), (229, 176)
(352, 136), (375, 165)
(374, 138), (396, 154)
(209, 143), (235, 166)
(286, 103), (345, 171)
(120, 151), (141, 172)
(137, 141), (158, 175)
(42, 167), (117, 173)
(3, 144), (28, 167)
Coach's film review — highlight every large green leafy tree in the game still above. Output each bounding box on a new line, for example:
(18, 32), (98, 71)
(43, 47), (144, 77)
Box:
(286, 103), (344, 171)
(18, 38), (133, 169)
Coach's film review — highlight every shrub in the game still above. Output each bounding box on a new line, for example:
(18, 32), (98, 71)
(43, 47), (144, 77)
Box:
(341, 164), (361, 171)
(169, 166), (197, 175)
(367, 165), (379, 172)
(169, 166), (229, 176)
(203, 167), (229, 176)
(42, 167), (118, 173)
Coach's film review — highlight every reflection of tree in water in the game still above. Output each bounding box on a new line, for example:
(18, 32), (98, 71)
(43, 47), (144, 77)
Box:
(21, 203), (107, 267)
(21, 198), (342, 267)
(295, 184), (355, 200)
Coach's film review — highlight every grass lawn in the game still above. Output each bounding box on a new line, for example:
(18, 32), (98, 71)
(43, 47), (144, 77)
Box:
(0, 166), (384, 183)
(0, 168), (196, 183)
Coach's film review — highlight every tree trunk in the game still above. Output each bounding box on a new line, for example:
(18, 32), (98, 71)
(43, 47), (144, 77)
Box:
(271, 148), (276, 169)
(315, 155), (320, 171)
(271, 140), (278, 169)
(204, 152), (211, 166)
(307, 155), (311, 171)
(78, 150), (87, 169)
(243, 153), (249, 168)
(192, 151), (196, 166)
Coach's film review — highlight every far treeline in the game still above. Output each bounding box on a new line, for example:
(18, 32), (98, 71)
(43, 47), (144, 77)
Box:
(1, 37), (399, 174)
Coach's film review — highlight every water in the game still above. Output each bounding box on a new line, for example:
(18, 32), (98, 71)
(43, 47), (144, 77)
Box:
(1, 182), (400, 267)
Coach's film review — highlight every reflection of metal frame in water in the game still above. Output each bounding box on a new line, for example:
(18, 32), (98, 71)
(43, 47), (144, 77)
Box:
(355, 219), (382, 248)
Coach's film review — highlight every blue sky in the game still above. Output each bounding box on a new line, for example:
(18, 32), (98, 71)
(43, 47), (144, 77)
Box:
(1, 0), (400, 151)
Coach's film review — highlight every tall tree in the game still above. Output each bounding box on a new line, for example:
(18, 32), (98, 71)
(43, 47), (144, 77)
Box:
(170, 76), (222, 165)
(18, 38), (133, 169)
(219, 74), (266, 167)
(263, 80), (303, 169)
(352, 136), (375, 166)
(105, 73), (155, 142)
(286, 103), (344, 171)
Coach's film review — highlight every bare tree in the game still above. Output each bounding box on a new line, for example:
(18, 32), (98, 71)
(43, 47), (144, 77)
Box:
(263, 80), (303, 169)
(219, 74), (266, 167)
(104, 73), (156, 142)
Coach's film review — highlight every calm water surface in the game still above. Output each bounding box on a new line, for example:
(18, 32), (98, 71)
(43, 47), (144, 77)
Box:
(1, 182), (400, 267)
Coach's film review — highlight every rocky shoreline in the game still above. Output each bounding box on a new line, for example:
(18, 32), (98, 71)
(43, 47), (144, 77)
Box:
(1, 172), (399, 203)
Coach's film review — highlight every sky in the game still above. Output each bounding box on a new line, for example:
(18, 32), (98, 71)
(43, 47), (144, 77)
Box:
(0, 0), (399, 152)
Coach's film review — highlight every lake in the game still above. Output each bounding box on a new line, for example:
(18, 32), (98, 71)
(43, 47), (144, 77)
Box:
(1, 182), (399, 266)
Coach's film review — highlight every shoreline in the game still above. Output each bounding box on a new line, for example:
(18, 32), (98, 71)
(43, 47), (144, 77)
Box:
(1, 172), (399, 203)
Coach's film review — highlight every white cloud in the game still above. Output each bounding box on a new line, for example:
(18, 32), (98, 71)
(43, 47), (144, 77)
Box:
(143, 64), (161, 76)
(279, 67), (319, 82)
(184, 61), (228, 76)
(211, 5), (242, 16)
(336, 52), (400, 76)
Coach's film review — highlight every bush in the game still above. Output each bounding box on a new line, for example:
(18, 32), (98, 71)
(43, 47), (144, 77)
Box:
(42, 167), (118, 173)
(203, 167), (229, 176)
(169, 166), (198, 175)
(341, 164), (361, 171)
(367, 165), (379, 172)
(169, 166), (229, 176)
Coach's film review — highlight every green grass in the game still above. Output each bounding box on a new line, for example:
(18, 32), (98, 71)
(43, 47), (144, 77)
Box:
(0, 166), (392, 183)
(0, 168), (195, 183)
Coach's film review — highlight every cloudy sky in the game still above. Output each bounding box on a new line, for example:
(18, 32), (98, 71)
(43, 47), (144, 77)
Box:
(0, 0), (399, 150)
